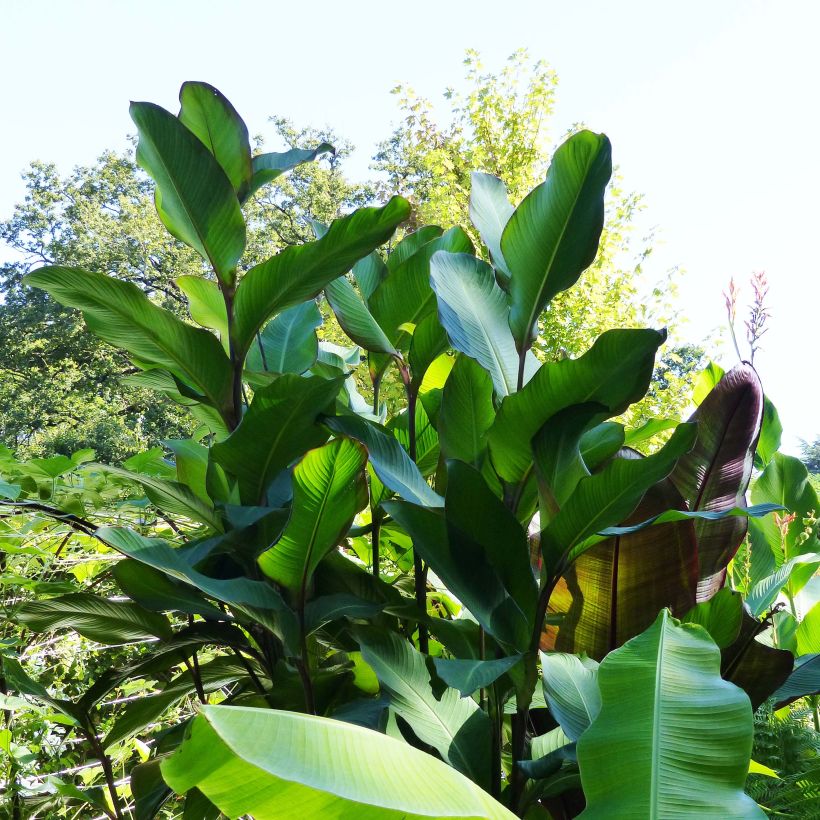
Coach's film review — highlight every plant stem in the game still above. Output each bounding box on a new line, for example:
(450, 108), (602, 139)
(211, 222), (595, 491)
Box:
(371, 511), (382, 578)
(220, 282), (243, 432)
(401, 365), (428, 653)
(510, 708), (528, 813)
(517, 350), (527, 392)
(186, 615), (206, 704)
(296, 591), (316, 715)
(86, 727), (124, 820)
(488, 683), (502, 801)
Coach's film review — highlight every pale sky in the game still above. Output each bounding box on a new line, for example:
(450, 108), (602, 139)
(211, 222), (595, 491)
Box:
(1, 0), (817, 451)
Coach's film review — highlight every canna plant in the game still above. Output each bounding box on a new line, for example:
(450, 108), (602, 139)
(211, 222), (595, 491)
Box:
(0, 81), (806, 819)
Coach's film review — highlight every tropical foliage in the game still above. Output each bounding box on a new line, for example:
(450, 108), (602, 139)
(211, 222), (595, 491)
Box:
(0, 80), (817, 820)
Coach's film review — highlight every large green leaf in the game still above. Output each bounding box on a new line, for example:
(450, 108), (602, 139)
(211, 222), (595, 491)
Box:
(796, 602), (820, 655)
(246, 142), (334, 201)
(325, 275), (398, 355)
(433, 655), (523, 698)
(439, 355), (496, 467)
(15, 593), (172, 644)
(130, 101), (245, 285)
(543, 469), (698, 660)
(669, 363), (763, 600)
(178, 81), (252, 197)
(540, 653), (600, 741)
(212, 374), (342, 505)
(755, 395), (782, 468)
(502, 131), (612, 352)
(469, 172), (514, 279)
(258, 439), (368, 594)
(356, 627), (492, 788)
(681, 587), (743, 649)
(325, 414), (443, 508)
(541, 424), (697, 573)
(430, 252), (528, 397)
(488, 329), (665, 482)
(176, 275), (229, 349)
(576, 610), (763, 818)
(745, 552), (820, 617)
(232, 197), (409, 358)
(161, 705), (515, 819)
(26, 267), (234, 420)
(245, 300), (322, 374)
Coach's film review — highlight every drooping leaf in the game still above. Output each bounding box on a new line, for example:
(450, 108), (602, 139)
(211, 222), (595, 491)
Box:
(258, 439), (368, 595)
(356, 627), (492, 788)
(386, 226), (444, 272)
(469, 172), (514, 278)
(178, 81), (252, 197)
(130, 101), (245, 285)
(164, 438), (209, 503)
(232, 197), (409, 358)
(247, 142), (334, 200)
(14, 593), (172, 644)
(681, 587), (743, 649)
(96, 527), (298, 651)
(796, 602), (820, 655)
(745, 552), (820, 617)
(433, 655), (523, 698)
(578, 422), (625, 471)
(430, 251), (529, 397)
(160, 705), (515, 819)
(245, 300), (322, 374)
(25, 267), (234, 422)
(439, 355), (496, 467)
(353, 250), (388, 301)
(540, 653), (600, 741)
(773, 654), (820, 708)
(489, 329), (666, 483)
(325, 414), (443, 508)
(576, 610), (764, 819)
(503, 131), (612, 352)
(669, 363), (763, 600)
(212, 374), (342, 505)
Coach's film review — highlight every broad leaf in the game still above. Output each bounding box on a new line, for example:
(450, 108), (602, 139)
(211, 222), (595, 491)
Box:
(176, 275), (229, 349)
(439, 355), (496, 467)
(258, 439), (368, 594)
(503, 131), (612, 352)
(433, 655), (523, 697)
(386, 226), (444, 272)
(721, 609), (794, 710)
(356, 627), (492, 788)
(576, 610), (763, 818)
(540, 653), (600, 741)
(430, 251), (528, 397)
(325, 275), (398, 355)
(160, 705), (515, 819)
(489, 329), (665, 482)
(178, 81), (252, 197)
(669, 363), (764, 600)
(325, 414), (443, 508)
(15, 593), (172, 643)
(130, 101), (245, 285)
(245, 300), (322, 374)
(469, 172), (514, 278)
(745, 552), (820, 617)
(755, 395), (782, 468)
(25, 267), (234, 421)
(796, 602), (820, 655)
(232, 197), (410, 357)
(212, 374), (342, 505)
(247, 142), (334, 200)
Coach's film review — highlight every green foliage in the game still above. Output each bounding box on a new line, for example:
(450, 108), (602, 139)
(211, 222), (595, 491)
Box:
(0, 77), (815, 820)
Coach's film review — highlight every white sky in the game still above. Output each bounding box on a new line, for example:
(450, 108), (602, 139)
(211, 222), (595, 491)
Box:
(1, 0), (817, 450)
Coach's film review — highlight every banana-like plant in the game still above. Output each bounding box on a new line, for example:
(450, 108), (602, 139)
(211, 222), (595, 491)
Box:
(1, 82), (804, 819)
